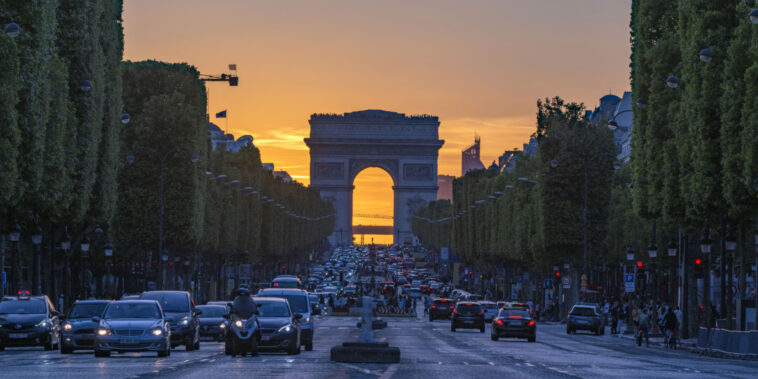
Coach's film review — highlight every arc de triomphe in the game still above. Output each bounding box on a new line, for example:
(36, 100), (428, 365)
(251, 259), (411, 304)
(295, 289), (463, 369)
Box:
(305, 110), (444, 246)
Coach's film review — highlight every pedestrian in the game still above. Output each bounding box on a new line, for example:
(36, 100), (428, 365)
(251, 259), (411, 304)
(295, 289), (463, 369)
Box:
(611, 301), (619, 334)
(638, 308), (650, 347)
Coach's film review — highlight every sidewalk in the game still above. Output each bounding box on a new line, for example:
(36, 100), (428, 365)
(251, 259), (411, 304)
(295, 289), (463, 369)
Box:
(611, 322), (696, 351)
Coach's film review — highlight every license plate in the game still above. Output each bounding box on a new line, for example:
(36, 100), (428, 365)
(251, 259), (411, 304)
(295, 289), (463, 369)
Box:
(120, 338), (138, 344)
(261, 336), (270, 341)
(8, 333), (27, 338)
(577, 320), (588, 324)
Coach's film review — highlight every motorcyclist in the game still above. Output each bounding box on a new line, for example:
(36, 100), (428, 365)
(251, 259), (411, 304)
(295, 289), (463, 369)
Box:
(663, 307), (678, 345)
(231, 285), (257, 319)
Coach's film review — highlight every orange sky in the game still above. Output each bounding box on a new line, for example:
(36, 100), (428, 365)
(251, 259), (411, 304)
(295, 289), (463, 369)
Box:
(123, 0), (632, 243)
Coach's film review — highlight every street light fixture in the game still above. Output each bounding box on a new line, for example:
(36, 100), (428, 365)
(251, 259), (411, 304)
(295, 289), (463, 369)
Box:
(120, 112), (131, 124)
(750, 9), (758, 24)
(700, 233), (712, 254)
(626, 246), (635, 261)
(80, 236), (90, 254)
(8, 222), (21, 243)
(4, 21), (19, 37)
(699, 48), (713, 63)
(80, 79), (92, 92)
(31, 226), (43, 246)
(31, 225), (43, 295)
(666, 75), (680, 89)
(648, 243), (657, 258)
(104, 242), (113, 258)
(60, 232), (71, 252)
(725, 232), (737, 253)
(667, 240), (677, 257)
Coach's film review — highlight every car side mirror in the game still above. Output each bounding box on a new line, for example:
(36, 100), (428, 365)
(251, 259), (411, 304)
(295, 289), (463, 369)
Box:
(294, 313), (303, 320)
(194, 310), (202, 316)
(91, 316), (101, 323)
(227, 302), (233, 308)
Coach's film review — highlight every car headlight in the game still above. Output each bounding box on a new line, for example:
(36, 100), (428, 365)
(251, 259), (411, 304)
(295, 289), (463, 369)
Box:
(305, 317), (310, 323)
(234, 320), (243, 328)
(63, 323), (73, 332)
(152, 328), (163, 336)
(277, 324), (293, 333)
(35, 319), (48, 328)
(96, 328), (111, 336)
(219, 323), (226, 329)
(178, 317), (189, 326)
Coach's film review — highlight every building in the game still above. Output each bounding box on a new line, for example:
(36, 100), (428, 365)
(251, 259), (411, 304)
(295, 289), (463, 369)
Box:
(437, 174), (454, 201)
(461, 136), (485, 175)
(586, 92), (633, 163)
(209, 122), (254, 152)
(262, 163), (274, 171)
(273, 171), (293, 183)
(497, 137), (538, 173)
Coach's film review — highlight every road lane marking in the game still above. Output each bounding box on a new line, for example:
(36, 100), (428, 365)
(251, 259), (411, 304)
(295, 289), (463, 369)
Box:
(525, 362), (535, 367)
(378, 365), (398, 379)
(488, 362), (495, 366)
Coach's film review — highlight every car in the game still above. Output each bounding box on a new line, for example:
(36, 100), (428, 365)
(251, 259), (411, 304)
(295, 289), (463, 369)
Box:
(206, 301), (231, 313)
(256, 288), (314, 351)
(0, 293), (61, 351)
(478, 301), (498, 322)
(196, 305), (227, 341)
(451, 302), (485, 332)
(252, 297), (302, 355)
(567, 304), (605, 335)
(272, 275), (302, 288)
(92, 300), (171, 357)
(429, 298), (455, 321)
(139, 291), (201, 350)
(60, 300), (110, 353)
(491, 308), (536, 342)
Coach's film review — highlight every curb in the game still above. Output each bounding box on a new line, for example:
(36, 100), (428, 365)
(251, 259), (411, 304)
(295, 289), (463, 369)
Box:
(691, 347), (758, 361)
(612, 332), (696, 352)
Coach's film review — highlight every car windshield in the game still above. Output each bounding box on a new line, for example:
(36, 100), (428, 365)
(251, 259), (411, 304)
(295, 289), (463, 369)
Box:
(570, 307), (597, 316)
(0, 300), (46, 314)
(140, 293), (189, 313)
(258, 294), (308, 313)
(256, 301), (291, 317)
(197, 307), (225, 318)
(69, 303), (108, 318)
(104, 303), (161, 319)
(501, 310), (531, 318)
(457, 304), (482, 312)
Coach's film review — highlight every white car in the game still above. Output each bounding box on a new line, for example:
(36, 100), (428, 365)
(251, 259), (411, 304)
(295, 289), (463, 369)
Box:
(478, 301), (498, 322)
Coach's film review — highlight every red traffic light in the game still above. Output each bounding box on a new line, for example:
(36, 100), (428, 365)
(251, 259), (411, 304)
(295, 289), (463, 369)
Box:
(555, 272), (561, 277)
(695, 258), (702, 265)
(636, 261), (643, 268)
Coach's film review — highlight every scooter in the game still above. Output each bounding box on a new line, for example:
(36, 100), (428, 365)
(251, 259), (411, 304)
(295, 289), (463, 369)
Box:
(225, 311), (260, 357)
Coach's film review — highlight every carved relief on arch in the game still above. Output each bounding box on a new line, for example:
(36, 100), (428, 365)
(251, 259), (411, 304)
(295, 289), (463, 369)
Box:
(348, 159), (398, 184)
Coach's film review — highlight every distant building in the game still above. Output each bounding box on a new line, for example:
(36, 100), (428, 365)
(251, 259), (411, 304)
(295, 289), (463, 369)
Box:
(586, 92), (633, 163)
(262, 163), (274, 171)
(437, 175), (454, 201)
(497, 137), (538, 173)
(209, 122), (254, 152)
(461, 136), (485, 175)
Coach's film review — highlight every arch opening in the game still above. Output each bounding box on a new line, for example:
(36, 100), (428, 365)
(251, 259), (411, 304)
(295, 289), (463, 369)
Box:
(352, 167), (394, 245)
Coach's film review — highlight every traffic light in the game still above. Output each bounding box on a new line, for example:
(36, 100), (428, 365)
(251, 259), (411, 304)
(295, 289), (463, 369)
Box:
(694, 256), (705, 278)
(554, 271), (561, 278)
(636, 261), (644, 269)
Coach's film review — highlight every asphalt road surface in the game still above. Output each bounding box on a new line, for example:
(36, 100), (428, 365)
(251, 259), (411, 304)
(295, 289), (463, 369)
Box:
(2, 310), (757, 379)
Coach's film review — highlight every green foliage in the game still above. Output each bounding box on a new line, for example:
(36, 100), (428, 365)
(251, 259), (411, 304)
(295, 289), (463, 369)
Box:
(0, 20), (21, 212)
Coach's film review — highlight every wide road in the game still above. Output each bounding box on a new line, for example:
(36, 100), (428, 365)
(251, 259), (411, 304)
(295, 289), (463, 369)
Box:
(1, 310), (756, 378)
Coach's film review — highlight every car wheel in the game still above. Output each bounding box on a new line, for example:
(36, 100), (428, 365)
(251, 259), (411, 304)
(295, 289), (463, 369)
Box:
(491, 334), (498, 341)
(230, 337), (238, 357)
(566, 328), (572, 334)
(94, 350), (110, 358)
(305, 341), (313, 351)
(528, 336), (536, 343)
(287, 337), (300, 355)
(158, 346), (169, 357)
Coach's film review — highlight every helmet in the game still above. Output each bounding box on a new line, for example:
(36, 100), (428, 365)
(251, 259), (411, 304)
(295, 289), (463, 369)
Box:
(236, 286), (250, 297)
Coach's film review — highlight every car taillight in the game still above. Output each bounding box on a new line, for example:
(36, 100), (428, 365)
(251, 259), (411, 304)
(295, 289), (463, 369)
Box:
(449, 306), (454, 309)
(496, 319), (504, 325)
(528, 320), (535, 327)
(453, 310), (460, 315)
(479, 311), (484, 315)
(431, 305), (437, 309)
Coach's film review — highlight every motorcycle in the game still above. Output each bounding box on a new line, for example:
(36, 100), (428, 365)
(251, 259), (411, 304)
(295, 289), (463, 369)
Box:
(666, 330), (677, 349)
(636, 327), (644, 347)
(225, 311), (260, 357)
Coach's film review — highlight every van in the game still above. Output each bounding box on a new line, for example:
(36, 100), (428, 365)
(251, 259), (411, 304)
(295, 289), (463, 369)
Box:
(256, 288), (314, 351)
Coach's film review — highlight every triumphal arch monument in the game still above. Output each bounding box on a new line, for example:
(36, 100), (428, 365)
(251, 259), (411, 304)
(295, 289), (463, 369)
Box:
(305, 110), (444, 246)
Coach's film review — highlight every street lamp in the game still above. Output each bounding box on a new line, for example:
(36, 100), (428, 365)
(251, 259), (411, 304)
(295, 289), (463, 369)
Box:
(79, 79), (92, 92)
(647, 243), (657, 259)
(700, 234), (712, 254)
(626, 246), (635, 261)
(80, 235), (90, 299)
(666, 75), (680, 89)
(4, 21), (19, 38)
(750, 9), (758, 24)
(32, 225), (43, 295)
(667, 240), (677, 257)
(60, 231), (71, 309)
(8, 221), (21, 294)
(120, 112), (131, 124)
(104, 242), (113, 258)
(699, 48), (713, 63)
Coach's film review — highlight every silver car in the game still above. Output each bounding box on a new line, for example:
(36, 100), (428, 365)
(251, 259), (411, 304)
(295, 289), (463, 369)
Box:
(92, 300), (171, 357)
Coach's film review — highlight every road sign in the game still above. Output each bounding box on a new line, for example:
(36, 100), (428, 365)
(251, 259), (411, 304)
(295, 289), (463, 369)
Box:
(544, 279), (553, 289)
(440, 247), (449, 260)
(624, 274), (635, 293)
(562, 277), (571, 289)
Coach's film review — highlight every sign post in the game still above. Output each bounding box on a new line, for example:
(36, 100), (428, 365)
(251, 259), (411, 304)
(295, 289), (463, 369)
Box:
(624, 274), (635, 293)
(562, 277), (571, 289)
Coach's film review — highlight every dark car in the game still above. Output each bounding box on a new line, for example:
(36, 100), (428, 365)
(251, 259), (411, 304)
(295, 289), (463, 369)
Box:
(253, 297), (302, 355)
(196, 305), (227, 342)
(491, 308), (536, 342)
(61, 300), (110, 353)
(567, 304), (605, 335)
(93, 300), (171, 357)
(257, 288), (313, 351)
(271, 275), (302, 289)
(429, 298), (455, 321)
(0, 294), (61, 350)
(139, 291), (201, 350)
(451, 302), (485, 332)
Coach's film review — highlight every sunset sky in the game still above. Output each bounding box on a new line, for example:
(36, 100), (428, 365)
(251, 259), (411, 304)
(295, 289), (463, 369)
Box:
(123, 0), (632, 243)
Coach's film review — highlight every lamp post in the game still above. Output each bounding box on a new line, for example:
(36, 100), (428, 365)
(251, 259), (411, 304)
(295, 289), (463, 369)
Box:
(9, 221), (21, 294)
(60, 232), (71, 311)
(725, 231), (736, 330)
(31, 225), (43, 295)
(700, 231), (712, 327)
(80, 236), (90, 299)
(161, 250), (169, 290)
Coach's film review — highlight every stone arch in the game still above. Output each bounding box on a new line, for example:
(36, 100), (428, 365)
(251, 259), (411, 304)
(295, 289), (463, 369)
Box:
(305, 110), (444, 245)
